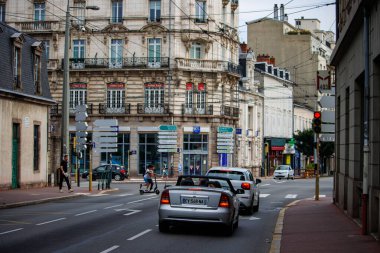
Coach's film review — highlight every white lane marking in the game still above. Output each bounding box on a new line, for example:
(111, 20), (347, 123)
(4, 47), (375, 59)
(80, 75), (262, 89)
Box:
(36, 218), (66, 226)
(127, 229), (152, 241)
(126, 196), (157, 204)
(285, 194), (298, 199)
(88, 193), (109, 197)
(104, 204), (123, 209)
(118, 193), (134, 197)
(249, 216), (261, 220)
(0, 228), (24, 235)
(259, 194), (271, 198)
(115, 209), (128, 212)
(123, 210), (141, 216)
(260, 184), (271, 187)
(100, 245), (120, 253)
(313, 195), (326, 198)
(75, 210), (97, 216)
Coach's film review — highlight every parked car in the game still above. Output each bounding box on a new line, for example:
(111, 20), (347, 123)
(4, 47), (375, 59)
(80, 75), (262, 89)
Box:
(206, 167), (261, 214)
(82, 164), (127, 181)
(273, 165), (294, 180)
(158, 175), (242, 235)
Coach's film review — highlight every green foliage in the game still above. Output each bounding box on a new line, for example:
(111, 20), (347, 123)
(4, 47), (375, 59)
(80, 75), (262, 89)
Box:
(294, 129), (314, 156)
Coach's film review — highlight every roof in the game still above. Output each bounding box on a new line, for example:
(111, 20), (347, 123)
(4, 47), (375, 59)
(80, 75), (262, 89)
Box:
(0, 22), (53, 103)
(209, 167), (251, 173)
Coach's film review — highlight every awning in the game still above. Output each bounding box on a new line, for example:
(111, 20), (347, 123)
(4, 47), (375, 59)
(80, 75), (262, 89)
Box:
(271, 146), (285, 151)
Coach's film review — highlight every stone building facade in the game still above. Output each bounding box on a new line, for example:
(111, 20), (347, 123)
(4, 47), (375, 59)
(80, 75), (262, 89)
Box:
(331, 0), (380, 236)
(4, 0), (241, 177)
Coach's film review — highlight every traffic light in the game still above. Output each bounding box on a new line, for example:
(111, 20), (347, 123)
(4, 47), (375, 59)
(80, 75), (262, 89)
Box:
(312, 111), (322, 133)
(75, 104), (88, 151)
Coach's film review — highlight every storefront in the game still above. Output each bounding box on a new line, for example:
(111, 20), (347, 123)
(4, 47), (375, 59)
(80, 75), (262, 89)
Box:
(182, 127), (209, 175)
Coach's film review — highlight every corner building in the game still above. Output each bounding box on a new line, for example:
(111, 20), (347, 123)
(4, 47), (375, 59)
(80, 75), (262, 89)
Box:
(5, 0), (241, 177)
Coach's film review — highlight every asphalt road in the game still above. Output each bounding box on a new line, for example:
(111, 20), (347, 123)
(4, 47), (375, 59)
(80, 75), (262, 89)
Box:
(0, 177), (333, 253)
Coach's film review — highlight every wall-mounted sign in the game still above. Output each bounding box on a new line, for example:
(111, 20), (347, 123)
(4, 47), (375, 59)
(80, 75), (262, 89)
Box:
(70, 82), (87, 89)
(186, 82), (193, 90)
(144, 82), (164, 88)
(198, 83), (206, 91)
(107, 82), (125, 89)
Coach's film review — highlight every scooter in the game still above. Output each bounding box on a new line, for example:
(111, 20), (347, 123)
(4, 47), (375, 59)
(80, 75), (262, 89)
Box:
(139, 176), (160, 195)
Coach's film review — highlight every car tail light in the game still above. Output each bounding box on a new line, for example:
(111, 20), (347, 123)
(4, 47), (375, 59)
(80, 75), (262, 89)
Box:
(160, 190), (170, 205)
(241, 182), (251, 190)
(120, 169), (126, 174)
(218, 193), (230, 208)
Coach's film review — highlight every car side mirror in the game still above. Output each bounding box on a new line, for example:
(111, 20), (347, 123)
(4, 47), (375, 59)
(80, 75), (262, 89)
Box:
(164, 184), (172, 189)
(235, 189), (244, 194)
(256, 178), (262, 184)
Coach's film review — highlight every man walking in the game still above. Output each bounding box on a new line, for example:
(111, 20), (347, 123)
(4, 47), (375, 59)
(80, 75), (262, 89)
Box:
(59, 154), (73, 193)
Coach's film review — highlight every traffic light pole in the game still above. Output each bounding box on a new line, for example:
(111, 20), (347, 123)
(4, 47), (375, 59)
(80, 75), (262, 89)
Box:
(315, 133), (320, 200)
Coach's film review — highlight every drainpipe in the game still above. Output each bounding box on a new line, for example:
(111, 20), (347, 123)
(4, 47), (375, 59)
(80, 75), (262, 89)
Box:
(362, 5), (370, 235)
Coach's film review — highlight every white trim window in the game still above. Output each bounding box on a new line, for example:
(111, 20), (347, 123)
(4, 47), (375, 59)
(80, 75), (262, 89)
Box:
(111, 0), (123, 23)
(43, 40), (50, 59)
(70, 89), (87, 109)
(110, 39), (123, 68)
(107, 89), (125, 109)
(190, 42), (202, 59)
(33, 54), (41, 94)
(144, 84), (164, 113)
(0, 3), (6, 22)
(72, 39), (85, 69)
(74, 1), (85, 26)
(34, 3), (45, 21)
(149, 0), (161, 22)
(195, 1), (207, 23)
(148, 38), (161, 68)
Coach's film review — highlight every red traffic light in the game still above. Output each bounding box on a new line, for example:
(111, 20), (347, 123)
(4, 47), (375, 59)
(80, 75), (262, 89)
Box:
(314, 111), (321, 119)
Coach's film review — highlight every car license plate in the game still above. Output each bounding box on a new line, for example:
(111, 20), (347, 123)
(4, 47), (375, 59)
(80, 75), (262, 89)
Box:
(181, 197), (208, 205)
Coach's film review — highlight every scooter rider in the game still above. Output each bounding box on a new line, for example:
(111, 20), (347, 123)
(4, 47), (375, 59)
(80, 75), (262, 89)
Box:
(143, 165), (155, 191)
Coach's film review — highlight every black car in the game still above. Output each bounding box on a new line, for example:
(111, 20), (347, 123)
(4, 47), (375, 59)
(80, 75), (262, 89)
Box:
(82, 164), (128, 181)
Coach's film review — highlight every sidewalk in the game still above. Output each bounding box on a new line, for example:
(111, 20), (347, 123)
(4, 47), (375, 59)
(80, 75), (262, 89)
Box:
(272, 197), (380, 253)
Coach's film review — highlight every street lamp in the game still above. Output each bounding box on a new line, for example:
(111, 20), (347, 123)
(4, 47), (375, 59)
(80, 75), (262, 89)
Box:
(61, 1), (99, 158)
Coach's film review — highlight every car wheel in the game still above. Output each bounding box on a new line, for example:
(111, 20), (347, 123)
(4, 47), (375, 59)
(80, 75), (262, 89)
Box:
(114, 174), (121, 181)
(159, 221), (170, 233)
(224, 221), (235, 236)
(247, 199), (255, 215)
(233, 216), (239, 229)
(253, 197), (260, 212)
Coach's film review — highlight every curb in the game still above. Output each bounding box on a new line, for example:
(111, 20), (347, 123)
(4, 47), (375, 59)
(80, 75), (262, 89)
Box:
(269, 200), (301, 253)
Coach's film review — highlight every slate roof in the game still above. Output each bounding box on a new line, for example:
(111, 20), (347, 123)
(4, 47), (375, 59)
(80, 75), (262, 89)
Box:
(0, 22), (53, 103)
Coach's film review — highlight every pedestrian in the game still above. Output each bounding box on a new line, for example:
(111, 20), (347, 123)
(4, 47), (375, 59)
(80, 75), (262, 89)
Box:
(162, 162), (168, 180)
(59, 154), (73, 193)
(189, 165), (194, 175)
(195, 164), (201, 175)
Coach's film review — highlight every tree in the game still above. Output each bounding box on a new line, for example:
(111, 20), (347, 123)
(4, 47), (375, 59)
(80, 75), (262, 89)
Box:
(294, 129), (314, 157)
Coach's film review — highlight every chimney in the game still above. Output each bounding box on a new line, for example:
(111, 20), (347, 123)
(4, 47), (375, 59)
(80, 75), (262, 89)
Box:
(240, 42), (248, 53)
(284, 14), (288, 22)
(280, 4), (284, 21)
(274, 4), (278, 20)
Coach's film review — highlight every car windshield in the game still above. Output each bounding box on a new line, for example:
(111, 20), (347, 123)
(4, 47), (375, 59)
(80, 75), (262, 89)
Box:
(207, 170), (245, 181)
(176, 176), (233, 191)
(276, 165), (289, 171)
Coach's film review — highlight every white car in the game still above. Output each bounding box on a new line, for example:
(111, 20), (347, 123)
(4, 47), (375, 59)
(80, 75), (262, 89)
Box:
(273, 165), (294, 180)
(206, 167), (261, 214)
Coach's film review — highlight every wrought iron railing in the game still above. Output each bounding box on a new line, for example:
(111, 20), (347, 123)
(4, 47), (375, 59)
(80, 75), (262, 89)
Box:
(50, 103), (94, 116)
(176, 58), (241, 76)
(137, 103), (169, 114)
(67, 57), (169, 70)
(221, 105), (239, 118)
(99, 103), (130, 115)
(182, 103), (213, 115)
(15, 21), (60, 31)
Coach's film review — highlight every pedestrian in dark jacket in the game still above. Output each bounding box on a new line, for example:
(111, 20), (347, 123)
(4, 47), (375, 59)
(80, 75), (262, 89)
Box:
(59, 154), (73, 193)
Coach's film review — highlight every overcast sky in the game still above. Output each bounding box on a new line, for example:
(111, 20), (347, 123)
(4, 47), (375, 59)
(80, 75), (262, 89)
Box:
(238, 0), (336, 42)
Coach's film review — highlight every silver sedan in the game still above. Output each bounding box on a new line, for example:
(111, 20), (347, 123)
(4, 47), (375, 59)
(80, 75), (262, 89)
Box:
(158, 175), (242, 235)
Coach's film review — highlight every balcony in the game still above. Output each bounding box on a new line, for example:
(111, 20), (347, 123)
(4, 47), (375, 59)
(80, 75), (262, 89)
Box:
(67, 57), (169, 70)
(176, 58), (241, 76)
(137, 103), (169, 115)
(14, 21), (60, 32)
(99, 103), (130, 115)
(221, 105), (239, 118)
(50, 103), (94, 116)
(182, 103), (213, 115)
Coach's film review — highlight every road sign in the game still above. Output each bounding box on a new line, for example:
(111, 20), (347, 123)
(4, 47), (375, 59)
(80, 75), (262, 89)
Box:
(317, 70), (331, 91)
(158, 145), (177, 149)
(236, 128), (242, 135)
(75, 121), (88, 131)
(217, 140), (234, 145)
(159, 125), (177, 131)
(218, 126), (234, 133)
(322, 111), (335, 123)
(217, 147), (234, 154)
(158, 131), (178, 136)
(322, 124), (335, 133)
(158, 139), (177, 144)
(320, 133), (335, 142)
(319, 96), (335, 108)
(193, 126), (200, 134)
(94, 119), (118, 127)
(217, 133), (234, 138)
(158, 149), (177, 153)
(93, 137), (117, 143)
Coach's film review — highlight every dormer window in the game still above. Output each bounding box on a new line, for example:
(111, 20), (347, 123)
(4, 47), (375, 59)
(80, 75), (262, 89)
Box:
(11, 33), (25, 90)
(32, 41), (43, 94)
(34, 2), (45, 21)
(0, 3), (6, 22)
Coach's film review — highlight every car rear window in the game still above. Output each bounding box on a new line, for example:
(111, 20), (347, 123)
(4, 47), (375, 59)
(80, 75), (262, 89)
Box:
(207, 170), (245, 181)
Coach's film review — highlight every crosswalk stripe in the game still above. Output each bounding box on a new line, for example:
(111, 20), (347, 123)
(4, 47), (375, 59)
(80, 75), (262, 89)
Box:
(285, 194), (298, 199)
(259, 194), (270, 198)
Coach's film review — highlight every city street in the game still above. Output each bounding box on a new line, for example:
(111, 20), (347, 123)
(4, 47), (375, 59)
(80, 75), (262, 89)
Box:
(0, 178), (333, 253)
